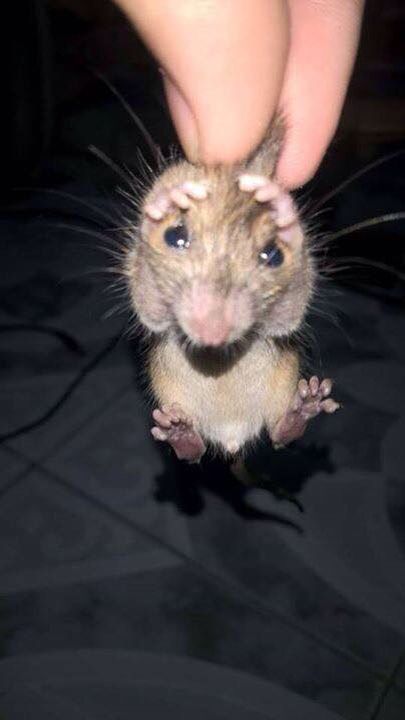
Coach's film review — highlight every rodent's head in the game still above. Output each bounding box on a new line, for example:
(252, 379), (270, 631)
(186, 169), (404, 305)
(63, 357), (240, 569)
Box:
(126, 127), (315, 348)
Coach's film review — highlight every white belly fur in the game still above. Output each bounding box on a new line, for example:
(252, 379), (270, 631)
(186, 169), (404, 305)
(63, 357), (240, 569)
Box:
(196, 369), (268, 452)
(158, 337), (277, 453)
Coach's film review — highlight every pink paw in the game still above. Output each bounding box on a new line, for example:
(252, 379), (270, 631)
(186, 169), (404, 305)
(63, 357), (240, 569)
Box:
(145, 181), (208, 221)
(294, 376), (340, 419)
(238, 173), (301, 243)
(271, 376), (340, 448)
(151, 403), (192, 440)
(151, 403), (206, 462)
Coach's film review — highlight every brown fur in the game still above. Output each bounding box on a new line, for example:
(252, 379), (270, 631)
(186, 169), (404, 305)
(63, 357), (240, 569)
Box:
(124, 122), (315, 455)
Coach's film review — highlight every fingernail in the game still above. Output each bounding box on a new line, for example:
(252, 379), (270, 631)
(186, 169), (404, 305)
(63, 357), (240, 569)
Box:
(161, 72), (200, 163)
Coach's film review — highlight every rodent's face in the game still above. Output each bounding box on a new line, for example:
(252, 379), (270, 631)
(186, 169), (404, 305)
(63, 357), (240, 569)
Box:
(127, 166), (314, 347)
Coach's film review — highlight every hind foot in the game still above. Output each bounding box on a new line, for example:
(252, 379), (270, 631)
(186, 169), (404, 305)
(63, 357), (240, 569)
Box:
(144, 181), (208, 221)
(271, 376), (340, 448)
(151, 403), (206, 462)
(238, 174), (302, 245)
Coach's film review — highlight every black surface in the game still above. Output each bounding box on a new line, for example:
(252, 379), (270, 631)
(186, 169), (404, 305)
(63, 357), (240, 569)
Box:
(0, 9), (405, 718)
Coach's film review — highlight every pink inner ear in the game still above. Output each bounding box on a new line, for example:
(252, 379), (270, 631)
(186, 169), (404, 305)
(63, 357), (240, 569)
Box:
(277, 223), (304, 247)
(238, 172), (303, 247)
(268, 193), (303, 248)
(270, 190), (304, 248)
(271, 193), (296, 228)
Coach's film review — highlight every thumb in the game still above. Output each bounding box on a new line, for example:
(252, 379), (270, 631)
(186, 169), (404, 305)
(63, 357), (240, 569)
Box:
(116, 0), (289, 165)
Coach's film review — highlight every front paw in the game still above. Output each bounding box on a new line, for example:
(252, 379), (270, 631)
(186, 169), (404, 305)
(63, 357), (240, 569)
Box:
(238, 173), (303, 247)
(144, 181), (208, 221)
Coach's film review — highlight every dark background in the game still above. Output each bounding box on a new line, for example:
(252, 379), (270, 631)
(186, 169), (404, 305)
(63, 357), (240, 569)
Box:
(2, 0), (405, 295)
(0, 3), (404, 720)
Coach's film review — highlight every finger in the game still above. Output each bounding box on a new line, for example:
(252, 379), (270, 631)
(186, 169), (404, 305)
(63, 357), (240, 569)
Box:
(116, 0), (289, 165)
(277, 0), (365, 188)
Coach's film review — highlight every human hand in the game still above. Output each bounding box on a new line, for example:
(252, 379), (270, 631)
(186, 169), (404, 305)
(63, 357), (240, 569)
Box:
(114, 0), (364, 188)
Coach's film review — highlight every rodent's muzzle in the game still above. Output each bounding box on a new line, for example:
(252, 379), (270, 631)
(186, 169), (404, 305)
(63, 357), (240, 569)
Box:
(176, 282), (253, 347)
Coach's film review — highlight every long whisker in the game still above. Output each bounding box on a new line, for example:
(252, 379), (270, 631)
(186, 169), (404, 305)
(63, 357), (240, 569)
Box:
(16, 186), (118, 225)
(327, 212), (405, 241)
(51, 221), (123, 248)
(89, 145), (135, 187)
(322, 256), (405, 283)
(312, 149), (405, 210)
(7, 189), (123, 231)
(92, 69), (161, 163)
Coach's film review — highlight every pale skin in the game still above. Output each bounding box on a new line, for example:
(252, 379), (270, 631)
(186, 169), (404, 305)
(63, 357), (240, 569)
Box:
(114, 0), (365, 188)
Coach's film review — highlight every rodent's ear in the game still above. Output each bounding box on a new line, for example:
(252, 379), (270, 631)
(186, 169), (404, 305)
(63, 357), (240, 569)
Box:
(242, 115), (285, 178)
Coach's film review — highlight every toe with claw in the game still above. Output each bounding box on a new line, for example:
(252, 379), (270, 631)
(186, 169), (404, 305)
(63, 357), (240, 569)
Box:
(151, 403), (206, 462)
(271, 376), (340, 447)
(144, 181), (208, 221)
(238, 173), (301, 244)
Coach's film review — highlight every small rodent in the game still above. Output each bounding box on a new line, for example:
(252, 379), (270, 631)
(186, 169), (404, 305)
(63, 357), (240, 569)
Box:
(124, 120), (339, 462)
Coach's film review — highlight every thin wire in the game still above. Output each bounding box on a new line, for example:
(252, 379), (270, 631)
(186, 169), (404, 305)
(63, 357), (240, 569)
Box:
(0, 329), (124, 444)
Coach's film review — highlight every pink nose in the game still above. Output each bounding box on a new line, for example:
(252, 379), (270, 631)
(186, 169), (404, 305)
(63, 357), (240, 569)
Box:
(190, 315), (232, 346)
(186, 286), (233, 346)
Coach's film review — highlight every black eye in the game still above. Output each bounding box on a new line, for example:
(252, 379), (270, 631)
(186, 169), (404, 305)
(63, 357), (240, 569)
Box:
(164, 224), (190, 250)
(259, 243), (284, 268)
